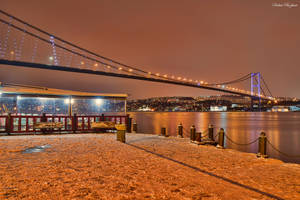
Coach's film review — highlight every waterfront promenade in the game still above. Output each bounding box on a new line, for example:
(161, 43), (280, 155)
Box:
(0, 133), (299, 199)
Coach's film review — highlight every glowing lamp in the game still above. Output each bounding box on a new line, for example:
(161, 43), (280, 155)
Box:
(95, 99), (103, 106)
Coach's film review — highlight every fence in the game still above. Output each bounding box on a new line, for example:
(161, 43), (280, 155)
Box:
(0, 114), (128, 134)
(0, 116), (8, 133)
(158, 123), (300, 159)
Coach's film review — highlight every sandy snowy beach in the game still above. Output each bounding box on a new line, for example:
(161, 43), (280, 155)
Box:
(0, 133), (299, 200)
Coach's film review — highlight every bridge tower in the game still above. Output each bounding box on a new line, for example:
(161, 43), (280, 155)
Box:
(250, 72), (261, 111)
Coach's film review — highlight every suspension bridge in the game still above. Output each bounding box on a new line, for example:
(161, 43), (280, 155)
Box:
(0, 10), (274, 104)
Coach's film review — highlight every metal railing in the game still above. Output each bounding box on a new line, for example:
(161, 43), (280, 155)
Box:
(0, 114), (128, 134)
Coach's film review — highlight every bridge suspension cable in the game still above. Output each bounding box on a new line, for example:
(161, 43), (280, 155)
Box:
(0, 9), (274, 100)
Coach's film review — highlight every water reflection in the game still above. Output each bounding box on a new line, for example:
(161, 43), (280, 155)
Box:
(129, 112), (300, 164)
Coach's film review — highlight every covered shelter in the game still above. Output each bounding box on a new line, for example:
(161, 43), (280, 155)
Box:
(0, 82), (128, 134)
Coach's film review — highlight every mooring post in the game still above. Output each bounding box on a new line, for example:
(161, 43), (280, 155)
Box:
(195, 132), (202, 143)
(177, 123), (183, 138)
(190, 125), (196, 142)
(208, 124), (214, 141)
(161, 127), (166, 136)
(217, 128), (225, 148)
(132, 122), (137, 133)
(257, 132), (268, 158)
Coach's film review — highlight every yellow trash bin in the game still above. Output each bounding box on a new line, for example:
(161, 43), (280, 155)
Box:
(115, 124), (126, 143)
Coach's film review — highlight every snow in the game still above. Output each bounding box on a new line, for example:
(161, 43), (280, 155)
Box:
(0, 133), (299, 199)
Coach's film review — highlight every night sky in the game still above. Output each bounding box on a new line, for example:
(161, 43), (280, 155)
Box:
(1, 0), (300, 99)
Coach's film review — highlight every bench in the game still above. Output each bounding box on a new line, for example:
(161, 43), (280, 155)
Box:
(34, 122), (63, 133)
(91, 121), (116, 130)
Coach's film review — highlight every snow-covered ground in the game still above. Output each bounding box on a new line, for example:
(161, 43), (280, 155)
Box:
(0, 133), (299, 199)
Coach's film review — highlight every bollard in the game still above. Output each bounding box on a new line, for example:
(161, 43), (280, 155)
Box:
(177, 123), (183, 138)
(190, 125), (196, 142)
(257, 132), (268, 158)
(208, 124), (214, 141)
(132, 122), (137, 133)
(161, 127), (166, 136)
(195, 132), (202, 143)
(217, 128), (225, 148)
(116, 124), (126, 143)
(126, 116), (132, 133)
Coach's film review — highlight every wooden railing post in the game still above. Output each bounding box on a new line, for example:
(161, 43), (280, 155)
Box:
(6, 113), (12, 135)
(72, 113), (77, 133)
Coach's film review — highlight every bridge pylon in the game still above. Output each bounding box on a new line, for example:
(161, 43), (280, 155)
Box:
(250, 72), (261, 111)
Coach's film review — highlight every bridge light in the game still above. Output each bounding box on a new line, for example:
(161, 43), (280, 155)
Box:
(171, 75), (175, 79)
(49, 56), (54, 61)
(163, 74), (168, 78)
(155, 73), (160, 76)
(107, 65), (111, 69)
(10, 51), (14, 55)
(64, 98), (74, 104)
(94, 63), (98, 67)
(183, 78), (187, 81)
(81, 61), (84, 65)
(128, 69), (133, 72)
(177, 77), (182, 80)
(200, 81), (204, 84)
(148, 72), (152, 75)
(189, 79), (193, 82)
(118, 67), (123, 70)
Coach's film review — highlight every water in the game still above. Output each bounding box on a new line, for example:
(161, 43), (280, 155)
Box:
(129, 112), (300, 164)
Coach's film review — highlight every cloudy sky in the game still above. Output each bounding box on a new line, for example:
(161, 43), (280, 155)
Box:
(0, 0), (299, 99)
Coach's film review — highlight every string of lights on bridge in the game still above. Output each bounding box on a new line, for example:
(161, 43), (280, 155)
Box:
(0, 10), (274, 101)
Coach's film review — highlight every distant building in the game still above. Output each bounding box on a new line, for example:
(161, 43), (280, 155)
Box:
(210, 106), (227, 112)
(271, 106), (289, 112)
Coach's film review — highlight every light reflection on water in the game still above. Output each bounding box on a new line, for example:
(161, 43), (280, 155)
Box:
(129, 112), (300, 164)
